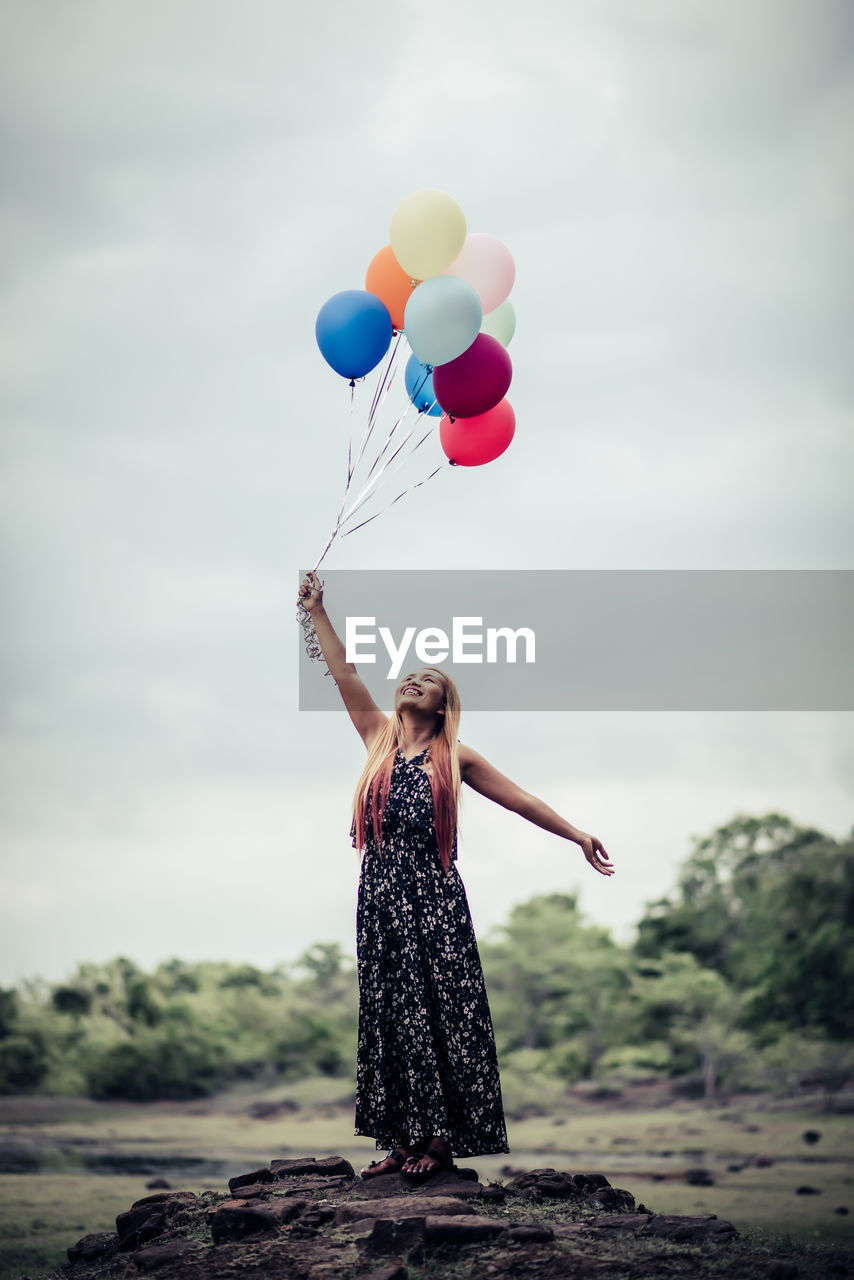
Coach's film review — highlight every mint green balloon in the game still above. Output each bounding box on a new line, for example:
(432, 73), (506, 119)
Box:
(480, 298), (515, 348)
(404, 276), (482, 367)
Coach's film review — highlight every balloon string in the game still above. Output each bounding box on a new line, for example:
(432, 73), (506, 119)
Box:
(342, 463), (447, 538)
(300, 337), (440, 665)
(339, 416), (432, 528)
(359, 332), (402, 465)
(329, 336), (401, 536)
(335, 334), (404, 530)
(359, 353), (435, 489)
(366, 332), (399, 431)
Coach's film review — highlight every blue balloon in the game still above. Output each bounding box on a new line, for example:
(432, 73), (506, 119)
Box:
(315, 290), (393, 380)
(404, 354), (442, 416)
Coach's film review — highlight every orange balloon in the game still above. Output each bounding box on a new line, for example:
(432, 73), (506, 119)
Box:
(365, 244), (417, 330)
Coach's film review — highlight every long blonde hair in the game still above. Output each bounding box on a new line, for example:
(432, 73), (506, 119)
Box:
(351, 668), (462, 873)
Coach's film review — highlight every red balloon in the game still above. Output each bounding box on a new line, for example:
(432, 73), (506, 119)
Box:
(432, 333), (512, 419)
(439, 399), (515, 466)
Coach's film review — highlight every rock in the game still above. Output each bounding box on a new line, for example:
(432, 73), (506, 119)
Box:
(367, 1217), (425, 1256)
(209, 1196), (306, 1243)
(586, 1187), (636, 1212)
(145, 1178), (171, 1190)
(347, 1169), (484, 1200)
(301, 1206), (337, 1226)
(517, 1187), (542, 1203)
(67, 1231), (117, 1263)
(685, 1168), (715, 1186)
(508, 1169), (576, 1195)
(424, 1214), (507, 1245)
(754, 1155), (775, 1167)
(126, 1191), (197, 1213)
(572, 1173), (611, 1192)
(228, 1166), (275, 1192)
(507, 1166), (559, 1188)
(338, 1217), (382, 1237)
(280, 1176), (351, 1196)
(795, 1185), (821, 1195)
(129, 1239), (203, 1271)
(833, 1206), (849, 1215)
(641, 1213), (737, 1243)
(583, 1214), (645, 1235)
(479, 1186), (507, 1204)
(536, 1175), (577, 1198)
(363, 1268), (409, 1280)
(802, 1129), (822, 1145)
(289, 1222), (320, 1239)
(550, 1222), (590, 1238)
(507, 1223), (555, 1243)
(335, 1195), (474, 1225)
(415, 1170), (484, 1197)
(767, 1263), (799, 1280)
(117, 1211), (166, 1251)
(225, 1181), (274, 1199)
(115, 1191), (199, 1251)
(271, 1155), (355, 1178)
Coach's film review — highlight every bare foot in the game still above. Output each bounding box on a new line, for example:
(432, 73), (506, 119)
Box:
(401, 1136), (451, 1179)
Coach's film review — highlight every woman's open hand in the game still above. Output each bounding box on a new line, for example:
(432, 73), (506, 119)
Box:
(297, 570), (324, 615)
(576, 831), (614, 877)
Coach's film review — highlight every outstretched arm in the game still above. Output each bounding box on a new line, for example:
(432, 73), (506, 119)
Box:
(298, 571), (387, 748)
(459, 744), (614, 878)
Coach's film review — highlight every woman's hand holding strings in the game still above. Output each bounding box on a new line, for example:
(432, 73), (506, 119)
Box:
(298, 571), (324, 615)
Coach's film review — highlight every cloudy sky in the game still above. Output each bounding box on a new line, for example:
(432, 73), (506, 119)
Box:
(2, 0), (852, 987)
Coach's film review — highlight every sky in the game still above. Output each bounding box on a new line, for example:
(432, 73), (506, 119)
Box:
(1, 0), (852, 987)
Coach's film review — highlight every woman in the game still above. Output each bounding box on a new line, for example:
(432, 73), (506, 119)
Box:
(297, 571), (613, 1182)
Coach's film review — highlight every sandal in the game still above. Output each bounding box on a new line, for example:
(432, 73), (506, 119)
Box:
(400, 1138), (453, 1184)
(360, 1147), (410, 1180)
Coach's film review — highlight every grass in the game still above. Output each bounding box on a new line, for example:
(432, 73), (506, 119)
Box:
(0, 1172), (152, 1280)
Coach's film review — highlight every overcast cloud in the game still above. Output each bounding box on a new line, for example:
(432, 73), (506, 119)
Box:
(1, 0), (852, 986)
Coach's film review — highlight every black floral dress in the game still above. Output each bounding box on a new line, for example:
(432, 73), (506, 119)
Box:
(353, 746), (509, 1158)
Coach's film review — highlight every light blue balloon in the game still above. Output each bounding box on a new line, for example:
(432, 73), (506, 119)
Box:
(315, 290), (392, 381)
(404, 276), (482, 367)
(404, 355), (442, 416)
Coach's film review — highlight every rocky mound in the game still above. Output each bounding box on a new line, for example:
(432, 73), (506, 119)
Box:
(51, 1151), (827, 1280)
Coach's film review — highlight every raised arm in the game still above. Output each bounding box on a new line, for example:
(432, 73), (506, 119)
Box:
(298, 571), (388, 748)
(459, 743), (614, 878)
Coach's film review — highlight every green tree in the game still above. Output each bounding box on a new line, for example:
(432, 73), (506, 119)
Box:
(626, 953), (746, 1094)
(481, 894), (630, 1078)
(635, 814), (854, 1040)
(0, 988), (18, 1038)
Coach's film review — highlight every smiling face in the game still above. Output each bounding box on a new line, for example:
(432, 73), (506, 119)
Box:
(395, 668), (447, 719)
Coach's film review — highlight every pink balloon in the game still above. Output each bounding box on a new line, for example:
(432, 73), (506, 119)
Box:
(441, 232), (515, 314)
(439, 399), (515, 467)
(432, 334), (512, 419)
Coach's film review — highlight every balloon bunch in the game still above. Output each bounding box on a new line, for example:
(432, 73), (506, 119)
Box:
(301, 190), (516, 665)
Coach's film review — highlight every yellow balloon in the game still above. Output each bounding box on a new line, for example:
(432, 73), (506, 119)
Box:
(390, 189), (467, 281)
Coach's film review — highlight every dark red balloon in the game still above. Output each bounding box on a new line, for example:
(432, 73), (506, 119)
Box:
(439, 399), (515, 467)
(432, 333), (512, 419)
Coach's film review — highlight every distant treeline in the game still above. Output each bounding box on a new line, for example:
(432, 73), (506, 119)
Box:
(2, 813), (852, 1102)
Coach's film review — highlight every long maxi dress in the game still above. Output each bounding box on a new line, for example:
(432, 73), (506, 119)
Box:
(353, 745), (509, 1158)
